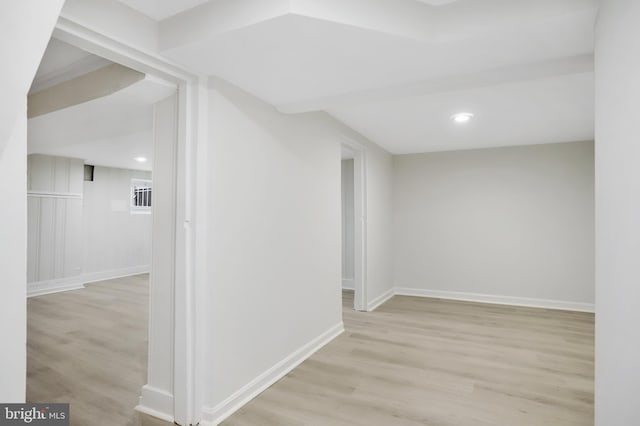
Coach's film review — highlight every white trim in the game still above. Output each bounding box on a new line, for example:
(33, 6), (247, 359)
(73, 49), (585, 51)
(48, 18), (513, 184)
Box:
(27, 267), (150, 297)
(136, 385), (175, 423)
(367, 288), (395, 312)
(191, 78), (210, 424)
(342, 278), (354, 290)
(82, 265), (150, 285)
(53, 18), (193, 84)
(200, 322), (345, 426)
(27, 276), (85, 297)
(394, 287), (595, 313)
(27, 191), (82, 199)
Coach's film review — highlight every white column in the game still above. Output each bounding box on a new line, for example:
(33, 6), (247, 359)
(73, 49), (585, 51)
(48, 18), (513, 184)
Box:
(595, 1), (640, 424)
(0, 111), (28, 402)
(137, 94), (179, 422)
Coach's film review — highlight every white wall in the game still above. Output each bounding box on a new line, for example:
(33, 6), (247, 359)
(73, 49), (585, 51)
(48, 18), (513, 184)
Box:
(201, 79), (394, 422)
(595, 1), (640, 424)
(0, 0), (65, 403)
(0, 112), (28, 403)
(358, 130), (394, 306)
(83, 166), (152, 280)
(341, 159), (355, 289)
(27, 155), (84, 294)
(205, 79), (342, 413)
(393, 141), (594, 309)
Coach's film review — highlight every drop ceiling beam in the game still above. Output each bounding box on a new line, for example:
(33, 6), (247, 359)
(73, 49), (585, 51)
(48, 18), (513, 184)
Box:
(28, 63), (145, 118)
(277, 54), (595, 114)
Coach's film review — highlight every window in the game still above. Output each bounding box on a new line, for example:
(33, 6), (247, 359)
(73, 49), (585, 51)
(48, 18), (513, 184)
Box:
(131, 179), (152, 214)
(84, 164), (94, 181)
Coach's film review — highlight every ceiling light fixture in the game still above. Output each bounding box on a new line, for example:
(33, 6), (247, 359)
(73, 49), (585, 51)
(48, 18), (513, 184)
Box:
(134, 157), (148, 163)
(450, 112), (474, 124)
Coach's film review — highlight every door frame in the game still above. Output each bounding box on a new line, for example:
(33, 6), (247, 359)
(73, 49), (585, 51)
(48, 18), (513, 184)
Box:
(51, 16), (204, 426)
(341, 138), (367, 312)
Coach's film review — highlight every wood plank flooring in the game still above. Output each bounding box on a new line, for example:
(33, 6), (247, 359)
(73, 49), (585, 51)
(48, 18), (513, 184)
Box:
(27, 278), (594, 426)
(27, 274), (161, 426)
(223, 290), (594, 426)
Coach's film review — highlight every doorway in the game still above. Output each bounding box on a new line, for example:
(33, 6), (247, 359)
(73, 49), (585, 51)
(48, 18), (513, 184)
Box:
(26, 35), (177, 424)
(341, 140), (367, 312)
(23, 24), (197, 424)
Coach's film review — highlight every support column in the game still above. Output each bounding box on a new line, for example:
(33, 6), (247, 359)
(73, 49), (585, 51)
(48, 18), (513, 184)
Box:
(595, 1), (640, 424)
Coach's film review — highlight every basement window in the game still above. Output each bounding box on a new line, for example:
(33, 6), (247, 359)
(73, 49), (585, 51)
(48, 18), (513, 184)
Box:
(131, 179), (152, 214)
(84, 165), (95, 182)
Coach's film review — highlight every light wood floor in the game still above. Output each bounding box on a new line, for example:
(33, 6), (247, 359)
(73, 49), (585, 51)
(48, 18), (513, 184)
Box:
(28, 278), (594, 426)
(27, 274), (163, 426)
(224, 290), (594, 426)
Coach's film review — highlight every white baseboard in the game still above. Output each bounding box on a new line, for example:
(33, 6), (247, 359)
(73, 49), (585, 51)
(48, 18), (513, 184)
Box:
(82, 265), (150, 284)
(342, 278), (354, 290)
(394, 287), (595, 313)
(27, 276), (85, 297)
(200, 322), (345, 426)
(367, 287), (395, 312)
(135, 385), (174, 423)
(27, 266), (150, 298)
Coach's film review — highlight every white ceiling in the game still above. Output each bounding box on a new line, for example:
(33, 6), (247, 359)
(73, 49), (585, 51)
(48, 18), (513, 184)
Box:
(329, 72), (594, 154)
(28, 77), (176, 171)
(341, 146), (355, 160)
(116, 0), (210, 21)
(149, 0), (597, 154)
(45, 1), (598, 155)
(415, 0), (460, 6)
(31, 39), (112, 94)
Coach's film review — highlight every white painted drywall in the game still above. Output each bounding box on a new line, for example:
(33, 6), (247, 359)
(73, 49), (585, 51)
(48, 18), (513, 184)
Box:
(61, 0), (160, 53)
(393, 141), (594, 306)
(205, 79), (343, 408)
(27, 155), (84, 286)
(0, 0), (65, 403)
(594, 1), (640, 424)
(83, 166), (152, 278)
(0, 113), (28, 403)
(341, 159), (355, 288)
(357, 130), (394, 305)
(203, 78), (394, 417)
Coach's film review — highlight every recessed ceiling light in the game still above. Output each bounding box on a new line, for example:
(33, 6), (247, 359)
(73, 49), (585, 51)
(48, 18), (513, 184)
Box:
(450, 112), (474, 124)
(134, 157), (148, 163)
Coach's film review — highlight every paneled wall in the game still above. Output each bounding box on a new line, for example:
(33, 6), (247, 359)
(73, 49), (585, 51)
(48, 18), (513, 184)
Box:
(27, 154), (152, 296)
(27, 155), (84, 293)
